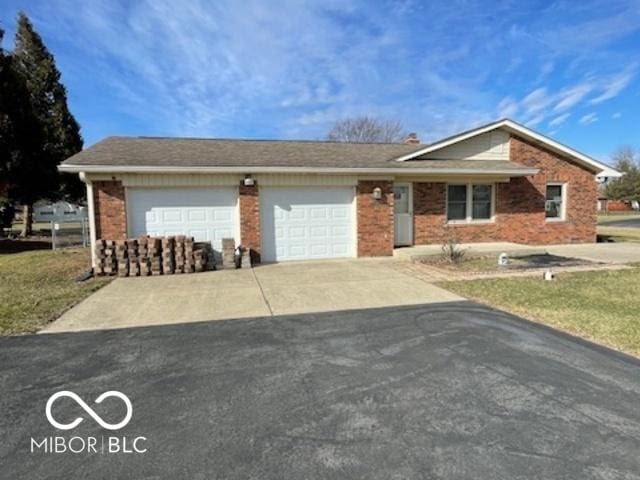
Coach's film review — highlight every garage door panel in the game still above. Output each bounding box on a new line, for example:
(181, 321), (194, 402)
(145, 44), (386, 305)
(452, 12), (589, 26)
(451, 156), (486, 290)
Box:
(162, 210), (183, 223)
(187, 210), (207, 222)
(331, 207), (349, 219)
(289, 208), (306, 221)
(310, 208), (328, 219)
(129, 188), (238, 255)
(310, 226), (328, 237)
(261, 187), (354, 262)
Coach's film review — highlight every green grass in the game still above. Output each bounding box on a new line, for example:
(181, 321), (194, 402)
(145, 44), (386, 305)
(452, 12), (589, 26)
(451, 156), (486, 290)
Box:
(598, 213), (640, 224)
(440, 267), (640, 357)
(597, 226), (640, 242)
(0, 248), (110, 335)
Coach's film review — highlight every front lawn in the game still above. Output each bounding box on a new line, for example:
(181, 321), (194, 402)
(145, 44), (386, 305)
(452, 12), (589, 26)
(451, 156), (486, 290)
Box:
(597, 213), (640, 224)
(440, 267), (640, 357)
(597, 226), (640, 242)
(0, 248), (110, 335)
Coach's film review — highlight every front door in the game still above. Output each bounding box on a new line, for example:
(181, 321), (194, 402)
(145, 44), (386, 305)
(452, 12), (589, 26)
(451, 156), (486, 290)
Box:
(393, 184), (413, 246)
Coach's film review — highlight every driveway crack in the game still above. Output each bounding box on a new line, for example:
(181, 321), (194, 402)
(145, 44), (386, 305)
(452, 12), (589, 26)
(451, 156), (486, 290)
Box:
(251, 268), (274, 316)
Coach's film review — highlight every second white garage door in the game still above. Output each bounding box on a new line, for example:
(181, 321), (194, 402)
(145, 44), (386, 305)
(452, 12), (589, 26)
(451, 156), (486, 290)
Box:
(261, 187), (355, 262)
(128, 188), (238, 251)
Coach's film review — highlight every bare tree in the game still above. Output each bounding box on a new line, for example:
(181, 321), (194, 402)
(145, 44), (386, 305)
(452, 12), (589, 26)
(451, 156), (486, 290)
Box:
(326, 116), (407, 143)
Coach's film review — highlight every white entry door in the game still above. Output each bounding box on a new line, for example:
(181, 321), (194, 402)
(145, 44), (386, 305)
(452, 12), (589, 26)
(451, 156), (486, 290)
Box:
(261, 187), (355, 262)
(128, 187), (238, 251)
(393, 184), (413, 246)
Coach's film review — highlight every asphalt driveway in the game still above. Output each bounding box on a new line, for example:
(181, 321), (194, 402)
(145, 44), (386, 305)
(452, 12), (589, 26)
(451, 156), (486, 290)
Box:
(2, 302), (639, 479)
(44, 260), (461, 332)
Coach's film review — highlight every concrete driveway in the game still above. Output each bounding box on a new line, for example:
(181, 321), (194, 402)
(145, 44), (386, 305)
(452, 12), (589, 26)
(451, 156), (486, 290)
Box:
(547, 242), (640, 264)
(2, 302), (639, 479)
(44, 260), (461, 332)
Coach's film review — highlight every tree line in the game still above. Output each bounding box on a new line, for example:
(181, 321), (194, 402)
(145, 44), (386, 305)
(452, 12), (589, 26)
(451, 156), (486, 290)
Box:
(1, 13), (83, 236)
(605, 147), (640, 202)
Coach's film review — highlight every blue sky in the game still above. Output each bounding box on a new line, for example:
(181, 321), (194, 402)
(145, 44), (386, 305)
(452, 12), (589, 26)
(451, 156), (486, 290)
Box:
(1, 0), (639, 164)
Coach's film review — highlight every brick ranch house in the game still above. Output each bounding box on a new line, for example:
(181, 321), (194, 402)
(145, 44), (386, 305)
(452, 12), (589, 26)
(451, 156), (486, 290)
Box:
(59, 119), (615, 265)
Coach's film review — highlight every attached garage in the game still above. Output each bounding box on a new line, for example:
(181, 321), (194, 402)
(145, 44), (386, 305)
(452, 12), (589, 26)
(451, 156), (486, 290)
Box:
(260, 187), (355, 262)
(128, 187), (239, 252)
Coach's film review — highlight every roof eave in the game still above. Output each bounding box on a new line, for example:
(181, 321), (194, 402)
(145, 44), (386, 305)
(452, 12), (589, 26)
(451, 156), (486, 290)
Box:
(59, 164), (538, 177)
(393, 119), (615, 175)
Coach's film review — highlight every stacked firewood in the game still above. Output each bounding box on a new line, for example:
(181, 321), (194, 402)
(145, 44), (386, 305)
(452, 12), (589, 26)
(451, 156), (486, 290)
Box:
(94, 236), (208, 277)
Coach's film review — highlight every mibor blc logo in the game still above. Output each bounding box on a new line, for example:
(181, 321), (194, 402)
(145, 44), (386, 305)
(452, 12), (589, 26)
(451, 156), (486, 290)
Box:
(31, 390), (147, 454)
(46, 391), (132, 430)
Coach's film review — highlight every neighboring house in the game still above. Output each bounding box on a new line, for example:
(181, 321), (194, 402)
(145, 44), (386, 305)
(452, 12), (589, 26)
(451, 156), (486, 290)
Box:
(59, 119), (618, 265)
(33, 200), (88, 223)
(596, 165), (624, 185)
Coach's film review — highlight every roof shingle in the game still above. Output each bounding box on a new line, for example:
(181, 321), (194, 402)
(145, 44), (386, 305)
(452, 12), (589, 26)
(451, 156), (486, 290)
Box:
(61, 136), (535, 174)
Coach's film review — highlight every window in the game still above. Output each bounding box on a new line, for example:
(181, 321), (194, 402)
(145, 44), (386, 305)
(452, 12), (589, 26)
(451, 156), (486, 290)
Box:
(545, 183), (565, 220)
(472, 185), (492, 220)
(447, 185), (467, 220)
(447, 184), (494, 222)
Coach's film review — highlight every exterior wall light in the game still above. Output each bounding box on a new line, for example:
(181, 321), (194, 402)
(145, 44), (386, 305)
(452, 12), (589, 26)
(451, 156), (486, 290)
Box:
(243, 175), (255, 187)
(372, 187), (383, 200)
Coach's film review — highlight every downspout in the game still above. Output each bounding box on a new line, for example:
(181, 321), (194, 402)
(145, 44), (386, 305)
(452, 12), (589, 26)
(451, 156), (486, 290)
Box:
(79, 172), (97, 269)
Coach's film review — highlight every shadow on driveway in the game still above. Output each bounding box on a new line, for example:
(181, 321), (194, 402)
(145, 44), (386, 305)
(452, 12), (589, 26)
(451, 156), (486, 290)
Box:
(1, 301), (639, 479)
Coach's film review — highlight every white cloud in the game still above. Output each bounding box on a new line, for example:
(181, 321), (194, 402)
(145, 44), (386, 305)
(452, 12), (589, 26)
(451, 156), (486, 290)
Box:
(612, 112), (622, 119)
(526, 114), (545, 127)
(554, 84), (592, 111)
(579, 113), (598, 125)
(10, 0), (639, 145)
(549, 113), (570, 127)
(497, 97), (518, 118)
(589, 69), (636, 104)
(522, 88), (552, 114)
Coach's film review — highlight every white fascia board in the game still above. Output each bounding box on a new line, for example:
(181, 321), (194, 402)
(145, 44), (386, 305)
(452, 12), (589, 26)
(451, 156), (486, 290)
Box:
(394, 119), (618, 175)
(59, 164), (538, 177)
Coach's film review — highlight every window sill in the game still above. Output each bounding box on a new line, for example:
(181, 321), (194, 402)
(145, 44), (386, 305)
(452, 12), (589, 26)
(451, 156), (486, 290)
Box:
(446, 219), (496, 225)
(545, 217), (566, 223)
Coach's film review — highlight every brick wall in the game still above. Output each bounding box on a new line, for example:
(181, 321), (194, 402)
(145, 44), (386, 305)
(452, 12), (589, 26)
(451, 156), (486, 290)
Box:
(412, 135), (597, 245)
(93, 180), (127, 240)
(239, 183), (261, 263)
(357, 180), (394, 256)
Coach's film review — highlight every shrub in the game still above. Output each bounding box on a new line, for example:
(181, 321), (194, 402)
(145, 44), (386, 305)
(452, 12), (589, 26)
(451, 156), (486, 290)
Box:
(441, 229), (466, 264)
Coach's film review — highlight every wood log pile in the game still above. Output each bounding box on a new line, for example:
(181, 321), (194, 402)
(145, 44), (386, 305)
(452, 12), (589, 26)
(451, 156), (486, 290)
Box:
(94, 236), (209, 277)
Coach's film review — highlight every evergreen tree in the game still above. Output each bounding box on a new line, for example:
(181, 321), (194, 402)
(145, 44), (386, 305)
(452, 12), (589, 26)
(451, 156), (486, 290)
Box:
(0, 28), (42, 234)
(605, 147), (640, 202)
(12, 12), (84, 235)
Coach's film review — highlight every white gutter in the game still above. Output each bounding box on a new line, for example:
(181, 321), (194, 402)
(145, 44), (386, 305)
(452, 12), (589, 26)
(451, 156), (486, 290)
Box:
(59, 164), (539, 176)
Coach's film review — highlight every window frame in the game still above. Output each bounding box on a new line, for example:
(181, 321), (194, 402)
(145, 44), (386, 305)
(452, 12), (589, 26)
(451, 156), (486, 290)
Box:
(545, 182), (567, 222)
(446, 183), (496, 224)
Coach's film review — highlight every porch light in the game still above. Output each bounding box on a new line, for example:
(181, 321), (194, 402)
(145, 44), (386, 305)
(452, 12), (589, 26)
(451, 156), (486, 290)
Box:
(243, 175), (255, 187)
(372, 187), (383, 200)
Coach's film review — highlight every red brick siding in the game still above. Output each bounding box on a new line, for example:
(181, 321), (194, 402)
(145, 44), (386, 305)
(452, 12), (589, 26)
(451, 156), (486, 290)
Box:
(93, 180), (126, 240)
(412, 135), (597, 245)
(357, 180), (394, 256)
(239, 184), (261, 262)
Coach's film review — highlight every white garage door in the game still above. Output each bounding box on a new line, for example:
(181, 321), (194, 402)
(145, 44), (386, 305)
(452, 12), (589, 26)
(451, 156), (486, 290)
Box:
(128, 188), (238, 250)
(261, 187), (355, 262)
